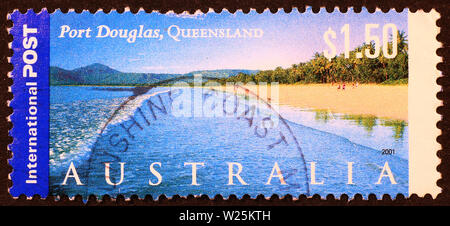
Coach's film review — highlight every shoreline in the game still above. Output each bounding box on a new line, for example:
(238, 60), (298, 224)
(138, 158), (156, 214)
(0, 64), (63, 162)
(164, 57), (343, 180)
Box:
(211, 84), (408, 121)
(52, 84), (408, 121)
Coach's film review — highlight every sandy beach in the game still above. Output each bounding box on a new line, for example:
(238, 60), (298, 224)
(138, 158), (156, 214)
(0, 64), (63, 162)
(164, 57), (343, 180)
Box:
(216, 84), (408, 121)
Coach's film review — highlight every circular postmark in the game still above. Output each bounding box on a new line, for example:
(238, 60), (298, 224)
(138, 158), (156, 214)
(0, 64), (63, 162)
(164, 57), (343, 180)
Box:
(61, 75), (310, 197)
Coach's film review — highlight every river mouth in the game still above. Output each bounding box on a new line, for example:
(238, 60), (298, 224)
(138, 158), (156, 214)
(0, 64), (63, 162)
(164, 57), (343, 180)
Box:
(49, 86), (409, 198)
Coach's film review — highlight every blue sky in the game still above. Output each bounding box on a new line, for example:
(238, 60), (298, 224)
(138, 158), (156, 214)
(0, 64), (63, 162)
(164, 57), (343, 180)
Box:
(50, 8), (407, 74)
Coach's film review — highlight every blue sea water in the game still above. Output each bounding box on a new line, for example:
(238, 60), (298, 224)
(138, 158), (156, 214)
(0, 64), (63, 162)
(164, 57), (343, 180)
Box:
(49, 86), (408, 198)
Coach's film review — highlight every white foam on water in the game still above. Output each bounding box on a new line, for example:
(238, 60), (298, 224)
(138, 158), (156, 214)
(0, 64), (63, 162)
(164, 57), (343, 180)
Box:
(50, 122), (106, 174)
(106, 89), (171, 127)
(50, 89), (173, 174)
(50, 97), (124, 174)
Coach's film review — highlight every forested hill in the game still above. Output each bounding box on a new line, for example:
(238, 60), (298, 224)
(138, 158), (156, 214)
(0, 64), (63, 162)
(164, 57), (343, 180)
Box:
(50, 63), (259, 86)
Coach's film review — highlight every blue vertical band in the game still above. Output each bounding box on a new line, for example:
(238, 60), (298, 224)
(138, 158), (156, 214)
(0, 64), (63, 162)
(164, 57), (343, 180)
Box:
(9, 10), (50, 197)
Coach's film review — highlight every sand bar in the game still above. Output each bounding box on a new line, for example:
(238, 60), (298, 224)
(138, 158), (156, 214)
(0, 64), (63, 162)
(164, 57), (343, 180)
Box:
(217, 84), (408, 121)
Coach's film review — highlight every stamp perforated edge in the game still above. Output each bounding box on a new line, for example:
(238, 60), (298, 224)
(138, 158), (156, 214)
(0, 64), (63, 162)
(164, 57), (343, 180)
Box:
(3, 3), (446, 204)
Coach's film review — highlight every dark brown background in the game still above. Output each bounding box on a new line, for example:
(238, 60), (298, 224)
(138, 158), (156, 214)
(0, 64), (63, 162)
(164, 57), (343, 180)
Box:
(1, 0), (449, 206)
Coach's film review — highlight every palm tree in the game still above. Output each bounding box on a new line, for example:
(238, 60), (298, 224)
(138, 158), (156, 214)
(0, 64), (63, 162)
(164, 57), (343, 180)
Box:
(221, 30), (408, 85)
(312, 52), (326, 83)
(396, 31), (408, 54)
(378, 54), (389, 81)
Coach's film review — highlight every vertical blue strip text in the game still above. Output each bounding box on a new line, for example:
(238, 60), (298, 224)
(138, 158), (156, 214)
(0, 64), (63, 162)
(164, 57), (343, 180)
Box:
(9, 10), (50, 197)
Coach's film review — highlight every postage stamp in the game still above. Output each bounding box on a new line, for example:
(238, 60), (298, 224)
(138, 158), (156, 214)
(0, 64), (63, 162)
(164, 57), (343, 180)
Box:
(8, 8), (441, 199)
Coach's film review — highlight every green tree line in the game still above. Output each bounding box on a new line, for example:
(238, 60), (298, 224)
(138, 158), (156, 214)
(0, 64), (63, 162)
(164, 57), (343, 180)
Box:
(220, 31), (408, 85)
